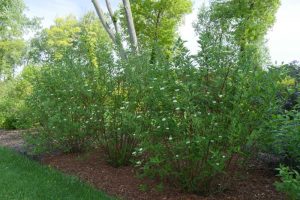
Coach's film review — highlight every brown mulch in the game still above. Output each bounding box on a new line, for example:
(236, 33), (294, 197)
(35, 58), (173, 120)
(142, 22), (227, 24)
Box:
(0, 130), (285, 199)
(42, 150), (286, 200)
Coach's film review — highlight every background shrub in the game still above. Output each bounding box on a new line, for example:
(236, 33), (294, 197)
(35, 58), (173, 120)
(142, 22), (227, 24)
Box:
(0, 66), (36, 129)
(261, 62), (300, 170)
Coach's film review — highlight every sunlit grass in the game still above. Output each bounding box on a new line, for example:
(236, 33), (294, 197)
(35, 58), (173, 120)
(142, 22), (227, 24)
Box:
(0, 147), (114, 200)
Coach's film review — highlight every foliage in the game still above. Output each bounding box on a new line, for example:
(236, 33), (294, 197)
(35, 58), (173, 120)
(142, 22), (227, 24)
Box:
(275, 165), (300, 200)
(0, 66), (36, 129)
(27, 62), (105, 152)
(129, 39), (280, 194)
(263, 62), (300, 169)
(127, 1), (281, 193)
(120, 0), (192, 57)
(267, 110), (300, 169)
(24, 0), (283, 194)
(26, 14), (113, 153)
(0, 0), (38, 79)
(29, 13), (111, 66)
(205, 0), (281, 68)
(2, 0), (292, 196)
(27, 13), (141, 164)
(283, 61), (300, 84)
(0, 147), (113, 200)
(0, 0), (39, 125)
(210, 0), (280, 46)
(100, 55), (147, 167)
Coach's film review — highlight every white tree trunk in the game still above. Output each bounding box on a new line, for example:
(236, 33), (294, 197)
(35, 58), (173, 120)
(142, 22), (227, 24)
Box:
(104, 0), (126, 58)
(122, 0), (138, 52)
(105, 0), (119, 34)
(91, 0), (116, 43)
(92, 0), (138, 55)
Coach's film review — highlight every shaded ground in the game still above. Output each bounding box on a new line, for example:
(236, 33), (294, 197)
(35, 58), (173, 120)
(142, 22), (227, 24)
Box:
(0, 130), (285, 200)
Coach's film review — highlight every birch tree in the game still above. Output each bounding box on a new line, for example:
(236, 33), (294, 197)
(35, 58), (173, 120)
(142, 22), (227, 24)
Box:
(91, 0), (138, 56)
(121, 0), (138, 52)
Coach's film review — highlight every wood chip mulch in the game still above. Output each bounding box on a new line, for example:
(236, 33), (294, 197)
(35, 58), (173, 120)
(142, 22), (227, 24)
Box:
(41, 150), (286, 200)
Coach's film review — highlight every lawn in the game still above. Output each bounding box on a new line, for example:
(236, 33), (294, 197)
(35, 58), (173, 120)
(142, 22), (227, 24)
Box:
(0, 147), (113, 200)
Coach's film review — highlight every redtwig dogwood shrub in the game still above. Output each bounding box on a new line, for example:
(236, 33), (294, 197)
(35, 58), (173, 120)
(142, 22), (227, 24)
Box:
(130, 47), (280, 194)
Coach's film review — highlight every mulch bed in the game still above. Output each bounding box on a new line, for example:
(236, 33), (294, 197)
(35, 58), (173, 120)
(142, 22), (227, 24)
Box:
(0, 130), (286, 199)
(42, 150), (286, 200)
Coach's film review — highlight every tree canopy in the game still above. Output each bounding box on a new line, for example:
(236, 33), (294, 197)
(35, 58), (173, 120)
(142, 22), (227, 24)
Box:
(0, 0), (37, 80)
(195, 0), (281, 68)
(120, 0), (192, 56)
(29, 13), (112, 68)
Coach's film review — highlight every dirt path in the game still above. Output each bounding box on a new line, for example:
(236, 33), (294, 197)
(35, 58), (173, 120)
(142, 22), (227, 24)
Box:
(0, 129), (25, 151)
(0, 129), (41, 160)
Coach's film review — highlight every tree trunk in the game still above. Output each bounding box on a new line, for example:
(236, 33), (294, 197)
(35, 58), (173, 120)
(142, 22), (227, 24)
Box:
(104, 0), (126, 58)
(91, 0), (116, 43)
(122, 0), (138, 52)
(92, 0), (138, 56)
(105, 0), (119, 34)
(92, 0), (127, 59)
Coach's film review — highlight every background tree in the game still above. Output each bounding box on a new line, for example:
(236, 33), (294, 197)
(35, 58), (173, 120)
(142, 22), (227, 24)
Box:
(29, 13), (112, 67)
(121, 0), (192, 59)
(0, 0), (38, 80)
(208, 0), (281, 68)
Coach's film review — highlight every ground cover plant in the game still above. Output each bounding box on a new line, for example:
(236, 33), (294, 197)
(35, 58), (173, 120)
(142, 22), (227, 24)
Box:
(275, 165), (300, 200)
(0, 147), (113, 200)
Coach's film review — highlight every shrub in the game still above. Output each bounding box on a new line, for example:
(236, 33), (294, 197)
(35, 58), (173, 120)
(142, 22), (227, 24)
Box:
(103, 108), (140, 167)
(23, 5), (284, 196)
(262, 63), (300, 169)
(25, 13), (114, 153)
(130, 43), (280, 194)
(267, 110), (300, 169)
(275, 165), (300, 200)
(26, 60), (109, 153)
(100, 54), (150, 167)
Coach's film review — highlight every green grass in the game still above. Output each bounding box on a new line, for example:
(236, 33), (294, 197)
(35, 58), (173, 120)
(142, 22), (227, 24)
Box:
(0, 147), (114, 200)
